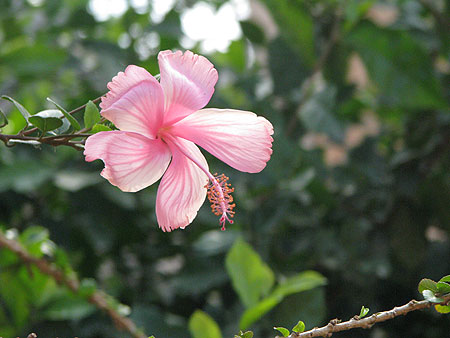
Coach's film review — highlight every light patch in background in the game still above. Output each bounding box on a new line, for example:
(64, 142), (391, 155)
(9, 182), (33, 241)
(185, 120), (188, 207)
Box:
(130, 0), (149, 14)
(27, 0), (45, 6)
(88, 0), (250, 53)
(150, 0), (176, 24)
(88, 0), (128, 21)
(181, 0), (250, 53)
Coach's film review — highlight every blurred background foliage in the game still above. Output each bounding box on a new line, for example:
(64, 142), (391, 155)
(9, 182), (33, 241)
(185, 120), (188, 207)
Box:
(0, 0), (449, 337)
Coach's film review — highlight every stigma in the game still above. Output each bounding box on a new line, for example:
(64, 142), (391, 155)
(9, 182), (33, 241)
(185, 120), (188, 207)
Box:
(206, 173), (235, 230)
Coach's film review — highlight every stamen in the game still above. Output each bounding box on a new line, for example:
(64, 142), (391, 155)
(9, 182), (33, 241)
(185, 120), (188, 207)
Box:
(162, 134), (236, 230)
(205, 173), (235, 231)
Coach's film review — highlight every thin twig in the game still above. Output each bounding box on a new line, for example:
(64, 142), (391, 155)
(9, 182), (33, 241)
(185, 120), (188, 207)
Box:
(1, 96), (104, 150)
(0, 133), (85, 150)
(277, 295), (450, 338)
(0, 232), (147, 338)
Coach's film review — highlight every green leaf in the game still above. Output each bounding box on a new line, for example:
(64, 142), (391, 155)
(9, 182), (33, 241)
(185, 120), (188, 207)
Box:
(240, 295), (280, 330)
(234, 331), (253, 338)
(0, 160), (54, 193)
(436, 282), (450, 295)
(273, 327), (290, 337)
(263, 0), (315, 66)
(359, 306), (370, 318)
(90, 124), (113, 133)
(47, 97), (81, 131)
(268, 37), (310, 95)
(0, 109), (8, 128)
(79, 278), (98, 298)
(422, 290), (444, 303)
(1, 95), (31, 123)
(292, 320), (305, 333)
(298, 84), (344, 142)
(272, 271), (327, 299)
(418, 278), (438, 293)
(240, 271), (326, 329)
(225, 238), (275, 308)
(84, 100), (101, 129)
(343, 0), (375, 31)
(19, 226), (51, 258)
(439, 275), (450, 283)
(241, 331), (253, 338)
(188, 310), (222, 338)
(29, 110), (64, 133)
(347, 22), (445, 109)
(43, 295), (95, 320)
(37, 109), (70, 135)
(435, 305), (450, 314)
(0, 273), (30, 328)
(240, 21), (265, 44)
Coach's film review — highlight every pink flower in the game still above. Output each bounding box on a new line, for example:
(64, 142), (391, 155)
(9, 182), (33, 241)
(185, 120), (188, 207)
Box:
(84, 50), (273, 232)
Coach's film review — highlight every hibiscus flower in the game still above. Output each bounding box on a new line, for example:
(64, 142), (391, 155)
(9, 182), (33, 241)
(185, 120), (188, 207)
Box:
(84, 50), (273, 232)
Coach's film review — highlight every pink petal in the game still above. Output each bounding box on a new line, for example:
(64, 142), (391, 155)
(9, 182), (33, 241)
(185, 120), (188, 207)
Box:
(100, 65), (164, 139)
(84, 131), (171, 192)
(158, 50), (218, 125)
(156, 137), (209, 232)
(171, 109), (274, 173)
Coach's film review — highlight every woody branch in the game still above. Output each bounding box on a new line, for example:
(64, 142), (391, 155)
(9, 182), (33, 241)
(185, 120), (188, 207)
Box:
(0, 232), (147, 338)
(277, 295), (450, 338)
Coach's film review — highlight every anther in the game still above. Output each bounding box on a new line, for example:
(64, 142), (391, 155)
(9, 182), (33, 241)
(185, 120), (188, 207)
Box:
(205, 173), (235, 230)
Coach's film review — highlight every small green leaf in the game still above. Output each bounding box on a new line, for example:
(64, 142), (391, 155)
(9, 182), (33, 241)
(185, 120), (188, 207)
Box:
(435, 305), (450, 314)
(418, 278), (438, 293)
(29, 116), (62, 133)
(292, 320), (305, 333)
(242, 331), (253, 338)
(90, 124), (113, 133)
(19, 226), (50, 258)
(47, 97), (81, 130)
(0, 109), (8, 128)
(439, 275), (450, 283)
(79, 278), (97, 298)
(422, 290), (444, 303)
(38, 109), (70, 135)
(29, 110), (64, 133)
(436, 282), (450, 295)
(235, 331), (254, 338)
(43, 295), (95, 320)
(188, 310), (222, 338)
(274, 327), (290, 337)
(84, 100), (101, 129)
(1, 95), (31, 123)
(359, 306), (370, 318)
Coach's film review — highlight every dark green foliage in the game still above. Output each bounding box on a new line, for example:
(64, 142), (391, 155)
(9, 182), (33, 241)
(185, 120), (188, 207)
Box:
(0, 0), (449, 337)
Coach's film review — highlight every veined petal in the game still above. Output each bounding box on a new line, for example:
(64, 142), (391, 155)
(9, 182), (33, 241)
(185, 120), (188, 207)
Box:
(158, 50), (218, 125)
(100, 65), (164, 138)
(171, 109), (274, 173)
(84, 131), (171, 192)
(156, 137), (208, 232)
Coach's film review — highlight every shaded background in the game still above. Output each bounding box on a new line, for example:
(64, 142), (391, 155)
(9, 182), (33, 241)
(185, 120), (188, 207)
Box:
(0, 0), (449, 337)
